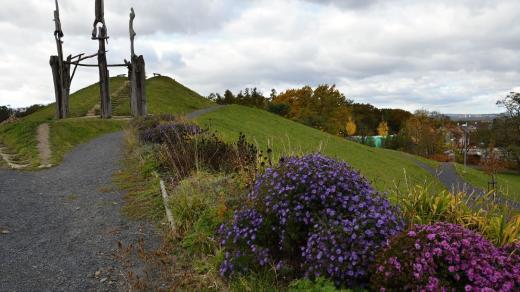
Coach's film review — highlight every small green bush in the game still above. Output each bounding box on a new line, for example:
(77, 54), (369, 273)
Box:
(159, 128), (258, 182)
(169, 172), (247, 255)
(267, 103), (291, 117)
(289, 278), (354, 292)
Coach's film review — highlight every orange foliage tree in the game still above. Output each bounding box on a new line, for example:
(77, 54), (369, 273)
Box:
(345, 117), (357, 136)
(377, 120), (389, 137)
(272, 84), (352, 135)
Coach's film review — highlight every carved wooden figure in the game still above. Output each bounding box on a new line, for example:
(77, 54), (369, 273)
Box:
(130, 8), (136, 57)
(93, 0), (111, 119)
(92, 0), (105, 38)
(50, 0), (69, 119)
(96, 25), (111, 119)
(128, 8), (147, 117)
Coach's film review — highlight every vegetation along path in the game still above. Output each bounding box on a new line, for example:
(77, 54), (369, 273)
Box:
(415, 160), (520, 209)
(0, 132), (158, 291)
(0, 144), (28, 169)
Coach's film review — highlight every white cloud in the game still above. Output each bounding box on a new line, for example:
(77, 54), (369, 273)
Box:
(1, 0), (519, 113)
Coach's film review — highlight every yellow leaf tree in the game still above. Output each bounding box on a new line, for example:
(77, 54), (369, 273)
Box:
(377, 120), (389, 137)
(345, 117), (357, 136)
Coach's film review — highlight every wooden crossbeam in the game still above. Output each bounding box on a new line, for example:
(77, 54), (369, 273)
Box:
(64, 62), (129, 68)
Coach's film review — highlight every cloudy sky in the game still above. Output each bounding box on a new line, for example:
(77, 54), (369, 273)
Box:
(1, 0), (520, 113)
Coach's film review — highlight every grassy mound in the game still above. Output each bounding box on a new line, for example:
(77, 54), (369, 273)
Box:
(0, 76), (213, 167)
(147, 76), (214, 115)
(196, 105), (443, 193)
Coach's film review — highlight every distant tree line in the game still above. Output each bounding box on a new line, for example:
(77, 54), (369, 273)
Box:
(208, 88), (269, 109)
(0, 104), (46, 123)
(208, 85), (412, 137)
(208, 85), (520, 171)
(0, 106), (12, 123)
(388, 110), (452, 157)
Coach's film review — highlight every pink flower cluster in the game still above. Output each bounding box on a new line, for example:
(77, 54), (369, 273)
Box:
(371, 222), (520, 291)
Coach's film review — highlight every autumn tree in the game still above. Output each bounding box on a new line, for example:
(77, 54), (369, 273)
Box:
(377, 120), (389, 137)
(480, 142), (505, 192)
(399, 110), (446, 157)
(345, 117), (357, 136)
(381, 108), (412, 134)
(272, 84), (352, 135)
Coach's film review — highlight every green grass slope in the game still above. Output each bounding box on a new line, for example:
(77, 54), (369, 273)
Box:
(147, 76), (214, 115)
(454, 163), (520, 202)
(196, 105), (444, 193)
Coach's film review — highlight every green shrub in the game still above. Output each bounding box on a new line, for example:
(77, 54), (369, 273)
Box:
(228, 271), (280, 292)
(159, 128), (258, 182)
(267, 103), (291, 117)
(289, 278), (355, 292)
(169, 172), (247, 255)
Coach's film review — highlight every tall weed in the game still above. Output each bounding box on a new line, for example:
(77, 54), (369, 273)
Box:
(169, 172), (247, 255)
(391, 183), (520, 246)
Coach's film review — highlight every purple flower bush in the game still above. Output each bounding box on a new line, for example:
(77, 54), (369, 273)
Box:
(370, 222), (520, 291)
(219, 154), (403, 286)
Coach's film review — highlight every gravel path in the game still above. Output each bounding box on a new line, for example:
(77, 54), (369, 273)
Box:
(413, 161), (483, 195)
(414, 160), (520, 209)
(185, 105), (225, 120)
(0, 132), (158, 291)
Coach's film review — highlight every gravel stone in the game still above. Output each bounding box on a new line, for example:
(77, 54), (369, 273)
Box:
(0, 132), (158, 291)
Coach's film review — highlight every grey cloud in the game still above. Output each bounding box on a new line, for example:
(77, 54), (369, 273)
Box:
(61, 0), (242, 37)
(303, 0), (380, 9)
(2, 0), (520, 114)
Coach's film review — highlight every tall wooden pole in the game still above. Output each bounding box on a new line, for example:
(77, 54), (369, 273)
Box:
(51, 0), (69, 119)
(129, 8), (147, 117)
(93, 0), (111, 119)
(49, 56), (62, 118)
(97, 25), (111, 119)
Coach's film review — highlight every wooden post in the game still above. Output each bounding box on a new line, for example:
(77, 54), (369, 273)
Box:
(97, 25), (111, 119)
(128, 8), (147, 117)
(61, 55), (71, 118)
(50, 56), (63, 119)
(52, 0), (69, 119)
(130, 55), (147, 116)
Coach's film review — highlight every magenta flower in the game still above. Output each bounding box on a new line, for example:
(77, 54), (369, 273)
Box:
(371, 222), (520, 291)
